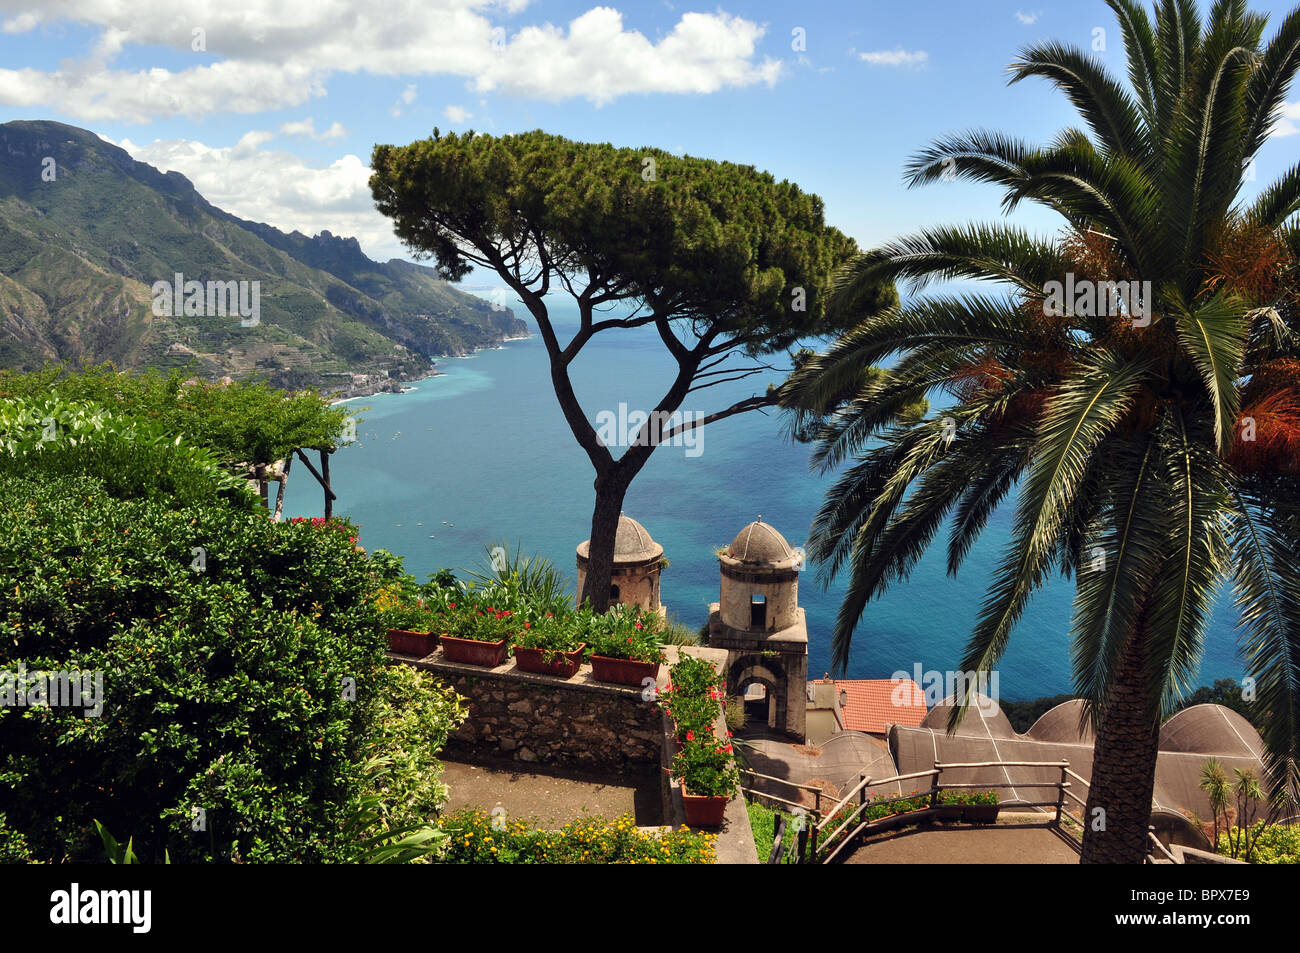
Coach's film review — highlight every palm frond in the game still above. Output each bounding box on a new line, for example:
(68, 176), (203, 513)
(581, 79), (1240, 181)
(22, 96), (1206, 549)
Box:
(949, 351), (1150, 730)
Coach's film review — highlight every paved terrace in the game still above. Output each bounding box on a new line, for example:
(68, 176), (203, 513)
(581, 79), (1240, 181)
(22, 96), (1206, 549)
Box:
(842, 815), (1082, 865)
(441, 755), (663, 827)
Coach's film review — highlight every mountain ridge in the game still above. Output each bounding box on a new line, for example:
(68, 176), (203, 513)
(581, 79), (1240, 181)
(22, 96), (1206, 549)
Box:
(0, 119), (527, 396)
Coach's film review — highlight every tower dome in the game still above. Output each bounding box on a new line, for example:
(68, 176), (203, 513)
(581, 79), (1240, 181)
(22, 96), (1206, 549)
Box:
(725, 518), (800, 570)
(577, 514), (663, 564)
(575, 514), (666, 616)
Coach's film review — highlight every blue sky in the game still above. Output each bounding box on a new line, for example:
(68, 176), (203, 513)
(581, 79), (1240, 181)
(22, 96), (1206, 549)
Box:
(2, 0), (1297, 281)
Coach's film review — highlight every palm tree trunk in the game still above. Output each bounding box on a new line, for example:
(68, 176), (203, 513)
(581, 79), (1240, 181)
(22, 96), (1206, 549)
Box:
(1080, 628), (1162, 863)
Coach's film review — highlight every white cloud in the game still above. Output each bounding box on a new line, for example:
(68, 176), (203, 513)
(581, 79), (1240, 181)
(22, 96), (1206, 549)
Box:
(0, 1), (781, 121)
(114, 132), (402, 260)
(444, 105), (472, 123)
(279, 117), (347, 141)
(470, 9), (781, 105)
(1275, 100), (1300, 137)
(859, 48), (928, 67)
(1015, 11), (1040, 25)
(391, 83), (418, 117)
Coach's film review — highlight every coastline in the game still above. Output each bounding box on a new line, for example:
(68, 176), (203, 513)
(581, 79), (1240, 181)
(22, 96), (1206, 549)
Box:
(327, 330), (532, 405)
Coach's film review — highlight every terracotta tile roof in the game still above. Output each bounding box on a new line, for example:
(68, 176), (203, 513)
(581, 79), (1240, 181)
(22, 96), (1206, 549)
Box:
(822, 678), (929, 735)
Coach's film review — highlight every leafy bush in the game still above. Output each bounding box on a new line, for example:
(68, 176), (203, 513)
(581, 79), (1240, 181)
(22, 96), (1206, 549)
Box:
(0, 813), (33, 864)
(725, 696), (747, 732)
(0, 474), (464, 863)
(438, 809), (716, 864)
(0, 364), (353, 464)
(0, 396), (254, 508)
(1224, 822), (1300, 864)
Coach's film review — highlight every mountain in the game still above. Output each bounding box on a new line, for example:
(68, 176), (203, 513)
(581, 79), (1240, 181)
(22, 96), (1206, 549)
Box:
(0, 120), (527, 395)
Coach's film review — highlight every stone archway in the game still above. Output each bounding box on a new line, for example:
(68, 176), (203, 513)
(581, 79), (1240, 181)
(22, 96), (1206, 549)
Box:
(729, 656), (788, 736)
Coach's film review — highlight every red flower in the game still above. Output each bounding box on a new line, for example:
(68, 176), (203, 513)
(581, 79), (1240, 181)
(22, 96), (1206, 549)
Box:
(686, 730), (695, 742)
(635, 622), (643, 629)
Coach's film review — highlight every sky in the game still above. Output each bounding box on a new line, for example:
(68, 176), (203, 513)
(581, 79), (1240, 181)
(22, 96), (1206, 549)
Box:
(1, 0), (1298, 285)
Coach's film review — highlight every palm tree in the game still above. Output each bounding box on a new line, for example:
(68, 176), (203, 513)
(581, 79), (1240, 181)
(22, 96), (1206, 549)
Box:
(785, 0), (1300, 863)
(1199, 758), (1231, 848)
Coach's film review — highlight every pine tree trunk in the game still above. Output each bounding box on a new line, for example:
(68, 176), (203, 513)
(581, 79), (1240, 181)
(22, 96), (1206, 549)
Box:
(579, 470), (628, 613)
(1080, 629), (1161, 863)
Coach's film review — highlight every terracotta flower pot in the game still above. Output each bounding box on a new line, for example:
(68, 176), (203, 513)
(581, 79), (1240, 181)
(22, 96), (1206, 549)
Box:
(964, 804), (1000, 824)
(934, 803), (963, 821)
(512, 643), (587, 679)
(681, 786), (729, 827)
(387, 628), (437, 657)
(589, 654), (660, 688)
(440, 634), (509, 667)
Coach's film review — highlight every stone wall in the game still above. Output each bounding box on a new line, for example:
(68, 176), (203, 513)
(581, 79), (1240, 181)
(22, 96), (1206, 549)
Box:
(405, 655), (663, 770)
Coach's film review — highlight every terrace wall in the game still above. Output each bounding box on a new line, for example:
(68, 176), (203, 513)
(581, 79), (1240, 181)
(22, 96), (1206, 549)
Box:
(404, 653), (663, 770)
(399, 645), (758, 863)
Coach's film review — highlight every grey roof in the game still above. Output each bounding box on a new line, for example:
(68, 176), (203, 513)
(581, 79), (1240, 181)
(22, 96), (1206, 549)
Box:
(576, 514), (663, 564)
(726, 519), (800, 569)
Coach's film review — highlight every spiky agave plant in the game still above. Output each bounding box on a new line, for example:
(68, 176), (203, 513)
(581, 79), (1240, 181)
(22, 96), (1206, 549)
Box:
(785, 0), (1300, 863)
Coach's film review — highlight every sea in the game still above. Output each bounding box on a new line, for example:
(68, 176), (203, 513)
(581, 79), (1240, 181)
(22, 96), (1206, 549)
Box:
(282, 298), (1246, 701)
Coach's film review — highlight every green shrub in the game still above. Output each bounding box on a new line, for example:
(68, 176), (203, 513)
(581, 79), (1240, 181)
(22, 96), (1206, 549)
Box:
(1217, 822), (1300, 864)
(0, 396), (253, 508)
(725, 696), (747, 732)
(0, 364), (352, 465)
(0, 813), (33, 864)
(438, 809), (716, 864)
(0, 474), (464, 863)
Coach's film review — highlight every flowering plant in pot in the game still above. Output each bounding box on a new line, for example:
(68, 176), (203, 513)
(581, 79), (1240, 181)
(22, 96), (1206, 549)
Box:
(377, 588), (439, 656)
(661, 655), (724, 740)
(961, 790), (1000, 823)
(672, 737), (739, 827)
(511, 612), (586, 678)
(666, 690), (723, 745)
(438, 603), (513, 667)
(584, 606), (666, 687)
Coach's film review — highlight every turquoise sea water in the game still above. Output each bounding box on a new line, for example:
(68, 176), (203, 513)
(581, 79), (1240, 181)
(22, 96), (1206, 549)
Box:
(283, 300), (1246, 701)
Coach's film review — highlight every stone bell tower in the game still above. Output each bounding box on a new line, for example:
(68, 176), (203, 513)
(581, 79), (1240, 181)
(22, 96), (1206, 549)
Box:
(707, 517), (808, 740)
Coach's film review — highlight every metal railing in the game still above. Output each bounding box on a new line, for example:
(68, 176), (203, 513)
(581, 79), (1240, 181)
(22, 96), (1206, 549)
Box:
(738, 768), (824, 864)
(814, 760), (1078, 864)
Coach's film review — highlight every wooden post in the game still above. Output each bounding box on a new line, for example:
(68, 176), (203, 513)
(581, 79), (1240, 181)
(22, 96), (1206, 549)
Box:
(1055, 764), (1067, 826)
(272, 455), (293, 521)
(321, 449), (332, 519)
(796, 820), (809, 865)
(930, 764), (941, 811)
